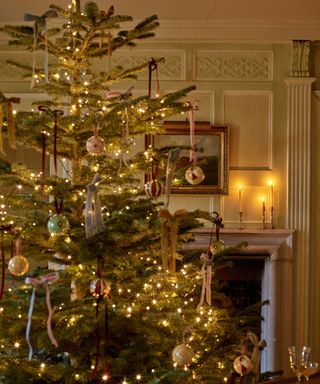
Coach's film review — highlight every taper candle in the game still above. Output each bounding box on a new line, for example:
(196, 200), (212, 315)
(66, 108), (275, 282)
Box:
(238, 185), (242, 212)
(269, 180), (274, 208)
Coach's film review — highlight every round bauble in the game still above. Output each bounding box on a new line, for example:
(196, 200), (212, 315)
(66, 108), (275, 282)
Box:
(90, 278), (111, 298)
(47, 214), (69, 234)
(145, 179), (162, 198)
(172, 343), (194, 367)
(185, 165), (205, 185)
(86, 135), (105, 155)
(8, 255), (29, 276)
(233, 354), (253, 376)
(209, 239), (226, 255)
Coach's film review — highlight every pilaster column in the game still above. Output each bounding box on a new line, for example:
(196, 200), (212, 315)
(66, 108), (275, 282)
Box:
(285, 76), (315, 348)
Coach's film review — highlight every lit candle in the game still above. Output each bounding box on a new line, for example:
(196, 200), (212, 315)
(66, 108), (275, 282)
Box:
(269, 180), (274, 208)
(238, 185), (242, 212)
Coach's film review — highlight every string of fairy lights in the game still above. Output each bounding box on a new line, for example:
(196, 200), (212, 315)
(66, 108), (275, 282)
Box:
(0, 0), (235, 382)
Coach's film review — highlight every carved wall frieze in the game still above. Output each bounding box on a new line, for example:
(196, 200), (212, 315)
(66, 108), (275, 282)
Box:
(109, 52), (184, 80)
(194, 50), (272, 81)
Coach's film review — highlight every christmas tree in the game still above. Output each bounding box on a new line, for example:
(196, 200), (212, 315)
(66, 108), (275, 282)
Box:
(0, 1), (262, 383)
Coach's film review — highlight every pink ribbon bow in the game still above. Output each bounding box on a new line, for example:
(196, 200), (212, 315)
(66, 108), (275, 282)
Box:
(25, 272), (59, 359)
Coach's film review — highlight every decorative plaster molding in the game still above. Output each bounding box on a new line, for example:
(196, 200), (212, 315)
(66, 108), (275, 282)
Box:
(194, 50), (272, 81)
(110, 51), (185, 80)
(291, 40), (311, 77)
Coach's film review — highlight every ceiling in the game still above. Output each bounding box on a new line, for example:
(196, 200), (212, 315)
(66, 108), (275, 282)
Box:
(1, 0), (320, 41)
(1, 0), (320, 22)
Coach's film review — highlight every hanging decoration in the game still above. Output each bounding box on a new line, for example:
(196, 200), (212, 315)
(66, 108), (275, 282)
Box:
(197, 212), (224, 310)
(91, 263), (111, 381)
(158, 208), (187, 273)
(25, 272), (60, 360)
(90, 278), (111, 298)
(148, 57), (160, 98)
(38, 106), (63, 174)
(8, 237), (29, 276)
(164, 148), (180, 209)
(24, 9), (58, 87)
(229, 332), (267, 384)
(0, 91), (20, 154)
(85, 173), (105, 238)
(47, 197), (69, 235)
(106, 87), (134, 172)
(172, 327), (194, 367)
(145, 158), (162, 198)
(86, 132), (105, 155)
(0, 224), (13, 299)
(185, 101), (205, 185)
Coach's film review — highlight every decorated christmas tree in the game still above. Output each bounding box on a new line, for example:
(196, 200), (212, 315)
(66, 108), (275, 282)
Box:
(0, 1), (263, 383)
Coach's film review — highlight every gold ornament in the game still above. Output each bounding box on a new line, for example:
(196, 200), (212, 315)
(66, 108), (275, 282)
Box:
(172, 343), (194, 367)
(8, 255), (29, 276)
(209, 239), (226, 255)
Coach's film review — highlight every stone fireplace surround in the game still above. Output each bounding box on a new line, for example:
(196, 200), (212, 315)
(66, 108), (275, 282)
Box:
(188, 228), (295, 375)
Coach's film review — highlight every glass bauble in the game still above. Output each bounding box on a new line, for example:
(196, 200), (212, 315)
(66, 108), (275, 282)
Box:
(209, 239), (226, 255)
(172, 343), (194, 367)
(233, 354), (253, 376)
(86, 135), (105, 155)
(47, 214), (69, 234)
(145, 179), (162, 198)
(90, 278), (111, 298)
(8, 255), (29, 276)
(185, 165), (205, 185)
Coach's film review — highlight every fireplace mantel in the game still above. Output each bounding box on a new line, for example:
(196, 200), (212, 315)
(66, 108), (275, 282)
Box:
(189, 227), (295, 375)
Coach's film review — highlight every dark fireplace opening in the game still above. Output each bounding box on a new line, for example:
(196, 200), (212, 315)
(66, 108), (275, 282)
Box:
(216, 258), (264, 310)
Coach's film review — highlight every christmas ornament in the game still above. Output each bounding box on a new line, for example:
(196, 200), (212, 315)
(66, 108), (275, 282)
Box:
(86, 135), (105, 155)
(8, 255), (29, 276)
(145, 179), (162, 198)
(158, 209), (188, 273)
(47, 214), (69, 234)
(197, 251), (214, 310)
(185, 165), (205, 185)
(148, 57), (160, 97)
(85, 173), (105, 238)
(25, 272), (59, 360)
(90, 278), (111, 298)
(172, 343), (194, 367)
(233, 354), (253, 376)
(24, 9), (58, 86)
(209, 239), (226, 255)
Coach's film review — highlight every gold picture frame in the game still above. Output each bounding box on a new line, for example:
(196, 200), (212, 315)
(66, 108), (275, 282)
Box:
(146, 121), (229, 195)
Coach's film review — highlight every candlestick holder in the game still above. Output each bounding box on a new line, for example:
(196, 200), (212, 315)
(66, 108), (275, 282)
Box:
(239, 211), (244, 229)
(270, 206), (275, 229)
(262, 203), (266, 229)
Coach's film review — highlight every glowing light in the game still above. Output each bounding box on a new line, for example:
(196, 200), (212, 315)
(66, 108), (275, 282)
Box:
(136, 374), (142, 380)
(102, 374), (108, 381)
(14, 342), (20, 348)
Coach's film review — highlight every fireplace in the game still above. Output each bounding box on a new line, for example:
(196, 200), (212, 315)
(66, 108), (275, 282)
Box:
(189, 228), (295, 375)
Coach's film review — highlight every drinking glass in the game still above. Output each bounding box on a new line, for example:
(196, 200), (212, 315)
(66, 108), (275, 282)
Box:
(288, 345), (311, 382)
(303, 361), (318, 381)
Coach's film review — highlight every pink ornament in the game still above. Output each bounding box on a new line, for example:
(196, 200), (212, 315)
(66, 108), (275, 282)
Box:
(86, 135), (105, 155)
(90, 278), (110, 298)
(233, 354), (253, 376)
(145, 179), (162, 198)
(185, 165), (205, 185)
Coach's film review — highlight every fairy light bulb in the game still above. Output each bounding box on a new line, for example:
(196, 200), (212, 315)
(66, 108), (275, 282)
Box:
(136, 374), (142, 380)
(102, 374), (108, 381)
